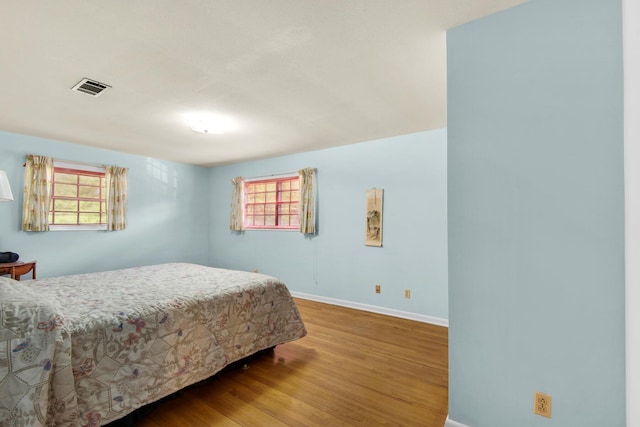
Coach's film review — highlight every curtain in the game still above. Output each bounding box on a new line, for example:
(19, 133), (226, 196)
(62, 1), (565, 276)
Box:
(22, 155), (54, 231)
(230, 176), (244, 231)
(298, 167), (316, 234)
(106, 166), (128, 231)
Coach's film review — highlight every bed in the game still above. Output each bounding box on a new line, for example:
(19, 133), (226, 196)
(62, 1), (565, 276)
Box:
(0, 263), (307, 426)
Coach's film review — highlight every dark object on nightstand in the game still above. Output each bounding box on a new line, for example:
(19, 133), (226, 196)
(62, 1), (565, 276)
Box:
(0, 260), (36, 280)
(0, 252), (19, 263)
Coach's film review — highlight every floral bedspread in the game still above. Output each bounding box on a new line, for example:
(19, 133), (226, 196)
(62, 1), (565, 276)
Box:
(0, 263), (306, 426)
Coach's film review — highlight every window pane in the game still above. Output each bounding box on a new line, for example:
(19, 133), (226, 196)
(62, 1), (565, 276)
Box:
(54, 199), (78, 211)
(79, 186), (101, 198)
(51, 166), (107, 228)
(79, 213), (101, 224)
(278, 215), (290, 226)
(55, 184), (77, 197)
(79, 201), (101, 212)
(54, 212), (78, 224)
(243, 176), (301, 230)
(266, 192), (276, 203)
(79, 175), (100, 186)
(55, 173), (77, 184)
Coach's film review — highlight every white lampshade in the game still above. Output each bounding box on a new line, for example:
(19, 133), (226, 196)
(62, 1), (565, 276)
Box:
(0, 170), (14, 202)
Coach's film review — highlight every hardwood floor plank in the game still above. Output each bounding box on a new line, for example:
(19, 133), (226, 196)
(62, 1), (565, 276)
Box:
(274, 342), (445, 416)
(246, 347), (440, 426)
(141, 395), (242, 427)
(197, 382), (292, 427)
(107, 298), (448, 427)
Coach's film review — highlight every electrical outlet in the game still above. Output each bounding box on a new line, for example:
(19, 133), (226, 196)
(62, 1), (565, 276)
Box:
(375, 284), (381, 294)
(534, 392), (552, 418)
(404, 289), (411, 299)
(252, 268), (258, 273)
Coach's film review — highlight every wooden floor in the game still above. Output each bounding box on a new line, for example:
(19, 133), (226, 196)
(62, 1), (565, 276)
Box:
(109, 298), (448, 427)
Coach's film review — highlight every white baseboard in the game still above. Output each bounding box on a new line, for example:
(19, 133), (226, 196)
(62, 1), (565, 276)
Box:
(445, 415), (471, 427)
(290, 291), (449, 327)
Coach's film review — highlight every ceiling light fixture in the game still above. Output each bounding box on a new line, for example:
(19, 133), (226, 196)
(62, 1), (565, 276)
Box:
(186, 113), (234, 134)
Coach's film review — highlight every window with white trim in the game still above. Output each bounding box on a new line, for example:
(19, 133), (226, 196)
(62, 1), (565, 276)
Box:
(49, 161), (107, 231)
(244, 175), (300, 230)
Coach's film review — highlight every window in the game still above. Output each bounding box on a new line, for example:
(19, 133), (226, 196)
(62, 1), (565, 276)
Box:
(49, 162), (107, 230)
(244, 176), (300, 229)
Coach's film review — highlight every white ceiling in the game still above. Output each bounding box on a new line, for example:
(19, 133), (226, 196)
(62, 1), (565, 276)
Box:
(0, 0), (527, 166)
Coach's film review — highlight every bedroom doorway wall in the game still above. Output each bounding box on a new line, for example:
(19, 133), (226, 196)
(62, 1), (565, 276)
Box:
(623, 0), (640, 424)
(447, 0), (625, 425)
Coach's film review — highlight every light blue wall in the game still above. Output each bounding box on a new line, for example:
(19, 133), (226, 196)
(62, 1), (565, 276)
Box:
(0, 128), (448, 320)
(209, 129), (448, 319)
(0, 131), (210, 278)
(447, 0), (624, 426)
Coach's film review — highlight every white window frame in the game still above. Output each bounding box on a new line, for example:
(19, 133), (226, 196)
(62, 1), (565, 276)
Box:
(49, 160), (108, 231)
(243, 173), (300, 231)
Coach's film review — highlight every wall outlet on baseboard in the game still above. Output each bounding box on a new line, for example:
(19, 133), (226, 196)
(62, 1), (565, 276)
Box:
(253, 268), (258, 273)
(534, 391), (552, 418)
(404, 289), (411, 299)
(375, 284), (381, 294)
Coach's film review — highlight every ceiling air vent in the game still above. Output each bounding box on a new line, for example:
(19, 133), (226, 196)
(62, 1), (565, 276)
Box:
(71, 78), (111, 97)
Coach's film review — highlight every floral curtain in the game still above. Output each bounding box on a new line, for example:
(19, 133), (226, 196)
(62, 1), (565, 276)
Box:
(106, 166), (128, 231)
(230, 176), (244, 231)
(22, 155), (54, 231)
(298, 167), (316, 234)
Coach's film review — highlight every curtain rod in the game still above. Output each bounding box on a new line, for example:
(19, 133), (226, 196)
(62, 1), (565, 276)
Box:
(23, 155), (106, 169)
(245, 171), (298, 181)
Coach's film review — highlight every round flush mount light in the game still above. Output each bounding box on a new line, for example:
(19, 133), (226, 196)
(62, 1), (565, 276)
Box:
(185, 113), (235, 134)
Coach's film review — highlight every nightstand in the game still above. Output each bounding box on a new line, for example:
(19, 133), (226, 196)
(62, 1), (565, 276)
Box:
(0, 260), (37, 280)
